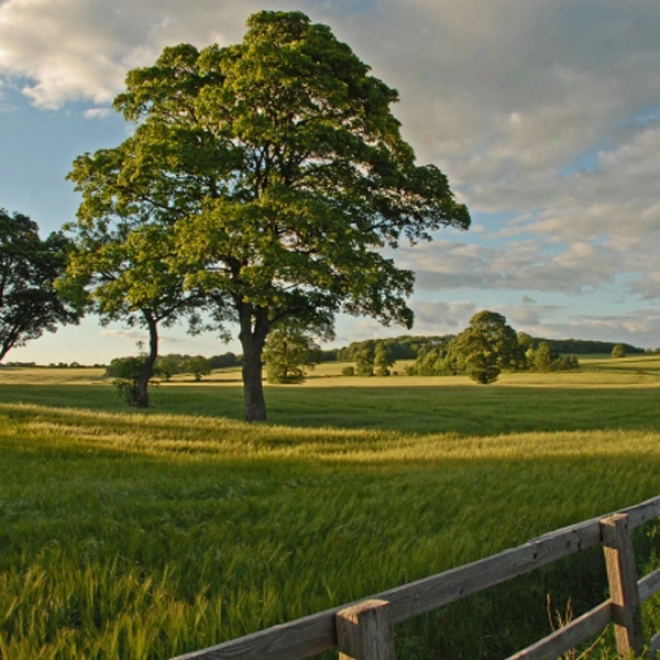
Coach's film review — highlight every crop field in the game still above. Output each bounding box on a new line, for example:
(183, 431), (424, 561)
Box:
(2, 355), (660, 659)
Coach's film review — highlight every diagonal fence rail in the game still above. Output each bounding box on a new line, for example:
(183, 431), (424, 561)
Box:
(171, 495), (660, 660)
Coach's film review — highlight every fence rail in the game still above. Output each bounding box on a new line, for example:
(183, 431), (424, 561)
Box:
(172, 495), (660, 660)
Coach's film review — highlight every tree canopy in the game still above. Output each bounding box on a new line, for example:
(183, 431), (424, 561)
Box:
(263, 325), (321, 384)
(65, 155), (208, 408)
(445, 311), (524, 384)
(0, 209), (79, 362)
(67, 10), (470, 420)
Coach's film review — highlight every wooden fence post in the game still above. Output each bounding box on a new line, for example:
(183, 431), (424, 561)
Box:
(336, 599), (396, 660)
(600, 513), (643, 658)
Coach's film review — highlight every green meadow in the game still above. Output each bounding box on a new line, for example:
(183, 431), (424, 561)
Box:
(2, 356), (660, 659)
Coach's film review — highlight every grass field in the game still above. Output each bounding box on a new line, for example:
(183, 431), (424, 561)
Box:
(2, 356), (660, 659)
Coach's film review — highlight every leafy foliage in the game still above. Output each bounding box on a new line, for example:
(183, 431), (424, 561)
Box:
(155, 354), (186, 382)
(91, 10), (469, 420)
(264, 327), (321, 384)
(106, 355), (151, 405)
(61, 187), (206, 407)
(403, 315), (581, 379)
(185, 355), (212, 382)
(528, 342), (580, 373)
(612, 343), (626, 359)
(354, 342), (376, 377)
(374, 343), (395, 376)
(441, 311), (524, 384)
(0, 208), (79, 361)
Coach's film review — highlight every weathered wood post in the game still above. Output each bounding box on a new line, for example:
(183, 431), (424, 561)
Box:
(336, 599), (396, 660)
(600, 513), (643, 658)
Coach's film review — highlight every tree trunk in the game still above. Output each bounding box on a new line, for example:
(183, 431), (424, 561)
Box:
(134, 314), (158, 408)
(239, 305), (269, 422)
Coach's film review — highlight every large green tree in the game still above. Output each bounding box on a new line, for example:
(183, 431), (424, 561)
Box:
(447, 311), (524, 384)
(72, 10), (470, 420)
(0, 209), (80, 362)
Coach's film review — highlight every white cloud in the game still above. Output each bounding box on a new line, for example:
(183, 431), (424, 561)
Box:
(83, 107), (110, 119)
(400, 239), (632, 295)
(0, 0), (267, 108)
(3, 0), (660, 352)
(98, 328), (146, 342)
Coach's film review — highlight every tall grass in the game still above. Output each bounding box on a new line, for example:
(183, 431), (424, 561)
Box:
(2, 360), (660, 658)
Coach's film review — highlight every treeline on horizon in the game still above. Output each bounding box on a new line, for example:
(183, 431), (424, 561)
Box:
(2, 336), (648, 370)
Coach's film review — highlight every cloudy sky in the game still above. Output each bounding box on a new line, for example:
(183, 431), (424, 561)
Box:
(2, 0), (660, 363)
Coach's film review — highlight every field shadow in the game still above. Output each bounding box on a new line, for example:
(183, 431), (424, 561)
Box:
(2, 382), (660, 437)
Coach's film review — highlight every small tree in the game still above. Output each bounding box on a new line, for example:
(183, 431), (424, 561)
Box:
(533, 342), (558, 372)
(155, 354), (185, 381)
(354, 342), (375, 377)
(264, 326), (321, 384)
(374, 342), (395, 376)
(447, 311), (522, 384)
(186, 355), (212, 382)
(612, 344), (626, 358)
(0, 209), (80, 361)
(106, 355), (150, 405)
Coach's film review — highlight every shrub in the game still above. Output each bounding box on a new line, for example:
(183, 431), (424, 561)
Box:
(612, 344), (626, 359)
(106, 356), (147, 405)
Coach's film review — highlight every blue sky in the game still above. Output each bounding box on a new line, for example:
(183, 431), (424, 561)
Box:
(2, 0), (660, 363)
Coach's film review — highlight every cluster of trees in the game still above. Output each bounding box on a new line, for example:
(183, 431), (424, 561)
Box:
(403, 312), (580, 383)
(535, 338), (644, 355)
(339, 340), (396, 377)
(156, 351), (242, 380)
(106, 353), (221, 404)
(331, 318), (582, 385)
(336, 335), (453, 364)
(108, 351), (241, 382)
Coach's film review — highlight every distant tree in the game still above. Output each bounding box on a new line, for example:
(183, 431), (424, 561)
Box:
(208, 352), (241, 369)
(532, 341), (556, 373)
(264, 326), (322, 384)
(374, 342), (395, 376)
(0, 208), (80, 362)
(341, 366), (355, 377)
(355, 341), (376, 377)
(447, 311), (523, 384)
(317, 348), (339, 362)
(186, 355), (212, 382)
(559, 355), (580, 371)
(408, 339), (454, 376)
(106, 355), (152, 405)
(612, 344), (626, 358)
(464, 351), (501, 385)
(155, 354), (186, 381)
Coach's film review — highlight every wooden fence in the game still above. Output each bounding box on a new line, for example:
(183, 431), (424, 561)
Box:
(171, 495), (660, 660)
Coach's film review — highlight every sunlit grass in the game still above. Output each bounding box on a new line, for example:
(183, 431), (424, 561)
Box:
(3, 359), (660, 658)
